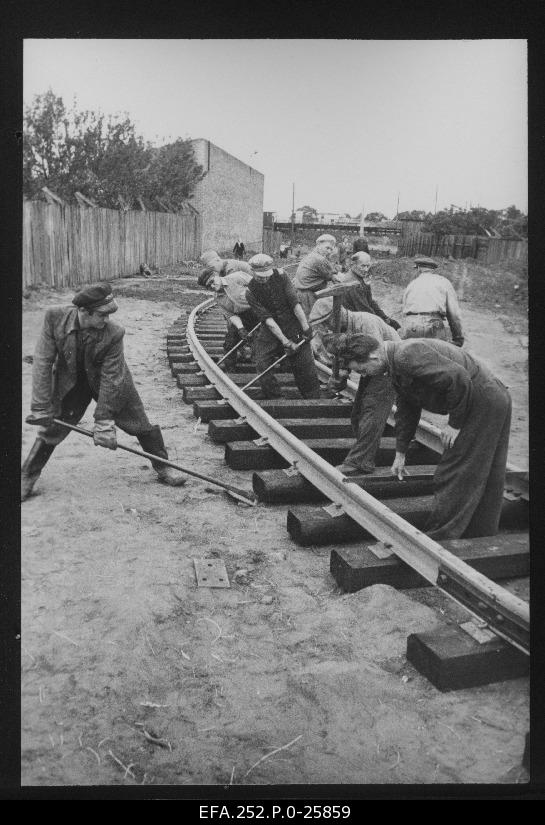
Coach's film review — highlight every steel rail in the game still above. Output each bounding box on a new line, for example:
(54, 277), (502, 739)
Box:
(186, 299), (529, 653)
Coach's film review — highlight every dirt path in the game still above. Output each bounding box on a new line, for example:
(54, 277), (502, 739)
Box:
(21, 281), (529, 788)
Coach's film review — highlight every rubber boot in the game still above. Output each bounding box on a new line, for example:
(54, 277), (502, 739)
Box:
(21, 438), (57, 501)
(137, 426), (187, 487)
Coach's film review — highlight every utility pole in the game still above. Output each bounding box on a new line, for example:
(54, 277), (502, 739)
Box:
(395, 192), (400, 219)
(359, 203), (365, 237)
(291, 182), (295, 243)
(434, 185), (438, 215)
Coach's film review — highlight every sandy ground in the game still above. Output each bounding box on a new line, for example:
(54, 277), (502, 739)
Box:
(20, 278), (529, 790)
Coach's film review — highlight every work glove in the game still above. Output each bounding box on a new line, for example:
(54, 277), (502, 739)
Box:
(387, 317), (401, 331)
(301, 327), (314, 342)
(452, 336), (464, 348)
(26, 411), (54, 427)
(93, 420), (117, 450)
(283, 339), (299, 355)
(237, 327), (249, 340)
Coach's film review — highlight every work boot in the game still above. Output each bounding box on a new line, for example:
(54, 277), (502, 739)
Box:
(335, 464), (372, 477)
(137, 426), (187, 487)
(219, 357), (237, 372)
(21, 438), (56, 501)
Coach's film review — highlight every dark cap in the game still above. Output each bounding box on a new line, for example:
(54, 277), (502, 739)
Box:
(197, 267), (216, 287)
(414, 256), (438, 269)
(72, 283), (118, 312)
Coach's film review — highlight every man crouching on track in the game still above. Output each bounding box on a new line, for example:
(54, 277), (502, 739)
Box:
(246, 254), (322, 400)
(325, 332), (511, 540)
(197, 264), (259, 371)
(309, 299), (399, 477)
(21, 283), (187, 501)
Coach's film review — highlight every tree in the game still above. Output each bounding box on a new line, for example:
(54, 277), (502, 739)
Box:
(23, 90), (73, 199)
(23, 90), (204, 210)
(396, 210), (428, 221)
(365, 212), (388, 222)
(423, 207), (500, 236)
(499, 205), (527, 238)
(142, 140), (205, 211)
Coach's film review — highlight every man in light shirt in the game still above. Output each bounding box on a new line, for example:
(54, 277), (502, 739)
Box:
(198, 265), (259, 370)
(400, 256), (464, 346)
(293, 234), (343, 317)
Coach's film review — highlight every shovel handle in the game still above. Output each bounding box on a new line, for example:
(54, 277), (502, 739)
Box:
(52, 419), (256, 504)
(241, 338), (305, 392)
(216, 322), (261, 366)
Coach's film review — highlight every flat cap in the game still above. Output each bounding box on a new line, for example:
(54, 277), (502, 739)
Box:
(249, 253), (274, 275)
(414, 256), (438, 269)
(308, 297), (334, 324)
(316, 234), (336, 245)
(197, 267), (216, 287)
(200, 250), (222, 267)
(72, 282), (118, 313)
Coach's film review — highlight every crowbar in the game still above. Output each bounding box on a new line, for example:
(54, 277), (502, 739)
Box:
(240, 339), (306, 392)
(52, 419), (257, 506)
(216, 322), (261, 366)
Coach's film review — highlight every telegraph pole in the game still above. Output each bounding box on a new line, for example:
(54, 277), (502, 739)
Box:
(359, 203), (365, 237)
(395, 192), (400, 219)
(434, 185), (438, 215)
(291, 182), (295, 243)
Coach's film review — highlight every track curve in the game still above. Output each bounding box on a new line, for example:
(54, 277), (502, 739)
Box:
(170, 298), (529, 656)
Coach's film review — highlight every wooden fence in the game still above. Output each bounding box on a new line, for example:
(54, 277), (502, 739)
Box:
(262, 227), (283, 257)
(23, 200), (202, 288)
(397, 232), (527, 265)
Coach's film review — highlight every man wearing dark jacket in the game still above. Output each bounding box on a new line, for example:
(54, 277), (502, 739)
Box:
(246, 254), (322, 400)
(21, 283), (186, 501)
(342, 252), (401, 330)
(325, 333), (511, 540)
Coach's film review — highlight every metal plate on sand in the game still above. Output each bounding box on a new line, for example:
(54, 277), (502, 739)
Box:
(194, 558), (231, 588)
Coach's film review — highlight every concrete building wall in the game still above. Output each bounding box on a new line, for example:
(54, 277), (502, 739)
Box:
(190, 139), (264, 255)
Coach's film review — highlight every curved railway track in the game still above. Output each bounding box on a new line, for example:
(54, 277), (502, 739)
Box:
(166, 297), (529, 688)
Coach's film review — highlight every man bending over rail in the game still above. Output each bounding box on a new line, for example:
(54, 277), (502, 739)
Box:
(325, 332), (511, 539)
(246, 254), (322, 400)
(197, 266), (260, 370)
(309, 299), (399, 477)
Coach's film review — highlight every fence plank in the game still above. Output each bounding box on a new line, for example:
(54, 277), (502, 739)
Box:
(23, 201), (203, 287)
(398, 231), (527, 264)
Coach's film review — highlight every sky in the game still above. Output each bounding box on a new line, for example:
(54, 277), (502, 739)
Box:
(23, 39), (527, 218)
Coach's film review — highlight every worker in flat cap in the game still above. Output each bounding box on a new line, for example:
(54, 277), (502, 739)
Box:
(246, 254), (322, 399)
(342, 252), (400, 330)
(309, 299), (399, 476)
(293, 234), (344, 317)
(399, 256), (464, 345)
(21, 283), (187, 501)
(324, 332), (511, 539)
(197, 265), (259, 370)
(199, 249), (253, 279)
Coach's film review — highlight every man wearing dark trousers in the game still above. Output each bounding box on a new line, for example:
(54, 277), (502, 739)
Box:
(21, 282), (187, 501)
(246, 254), (322, 400)
(325, 333), (511, 539)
